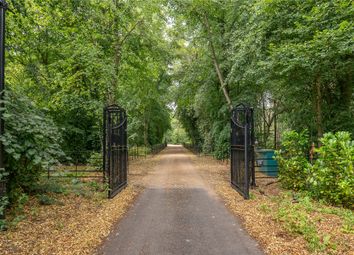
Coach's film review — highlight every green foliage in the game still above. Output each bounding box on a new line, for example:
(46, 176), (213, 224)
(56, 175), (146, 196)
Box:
(1, 0), (352, 213)
(258, 203), (271, 213)
(87, 181), (109, 193)
(170, 0), (354, 158)
(37, 194), (56, 206)
(0, 195), (9, 230)
(275, 194), (334, 252)
(309, 132), (354, 206)
(0, 169), (9, 229)
(1, 0), (173, 211)
(166, 117), (190, 144)
(6, 0), (172, 152)
(31, 179), (66, 195)
(276, 130), (354, 207)
(0, 90), (65, 202)
(212, 124), (230, 160)
(12, 193), (29, 216)
(6, 193), (29, 228)
(53, 99), (103, 157)
(275, 130), (310, 190)
(88, 152), (103, 171)
(70, 179), (93, 198)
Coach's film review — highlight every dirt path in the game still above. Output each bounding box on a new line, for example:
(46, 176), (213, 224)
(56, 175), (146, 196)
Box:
(99, 145), (263, 255)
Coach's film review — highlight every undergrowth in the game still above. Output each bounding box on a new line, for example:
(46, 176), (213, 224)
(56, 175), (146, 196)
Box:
(2, 178), (108, 230)
(270, 192), (353, 253)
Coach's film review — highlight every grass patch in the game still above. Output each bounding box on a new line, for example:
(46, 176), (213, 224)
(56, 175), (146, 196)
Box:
(314, 204), (354, 235)
(272, 192), (353, 253)
(249, 192), (256, 200)
(275, 195), (327, 252)
(37, 194), (57, 206)
(34, 177), (107, 197)
(258, 203), (271, 213)
(31, 178), (66, 194)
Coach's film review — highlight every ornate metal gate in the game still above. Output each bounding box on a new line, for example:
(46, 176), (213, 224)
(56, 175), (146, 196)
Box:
(230, 103), (255, 199)
(103, 105), (128, 199)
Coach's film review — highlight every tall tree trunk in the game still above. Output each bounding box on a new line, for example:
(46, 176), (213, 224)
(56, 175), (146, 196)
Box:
(107, 1), (142, 105)
(202, 14), (232, 110)
(107, 43), (122, 104)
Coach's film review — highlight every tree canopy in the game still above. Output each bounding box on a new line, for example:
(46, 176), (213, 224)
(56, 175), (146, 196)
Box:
(6, 0), (172, 151)
(169, 0), (353, 157)
(2, 0), (354, 163)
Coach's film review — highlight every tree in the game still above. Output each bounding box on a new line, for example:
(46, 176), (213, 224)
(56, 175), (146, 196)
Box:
(169, 0), (353, 156)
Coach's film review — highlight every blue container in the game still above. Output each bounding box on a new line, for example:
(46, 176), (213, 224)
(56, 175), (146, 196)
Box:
(256, 149), (278, 177)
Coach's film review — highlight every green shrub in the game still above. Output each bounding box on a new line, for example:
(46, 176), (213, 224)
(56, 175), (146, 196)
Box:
(213, 125), (230, 160)
(0, 195), (9, 230)
(88, 181), (108, 192)
(37, 194), (56, 206)
(308, 132), (354, 207)
(0, 90), (65, 202)
(275, 130), (310, 190)
(30, 179), (66, 194)
(275, 194), (333, 252)
(88, 152), (103, 170)
(277, 130), (354, 207)
(13, 193), (29, 215)
(0, 169), (9, 229)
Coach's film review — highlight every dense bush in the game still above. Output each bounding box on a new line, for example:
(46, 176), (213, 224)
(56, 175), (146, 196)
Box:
(275, 130), (310, 191)
(213, 125), (230, 160)
(0, 90), (65, 202)
(309, 132), (354, 207)
(276, 130), (354, 207)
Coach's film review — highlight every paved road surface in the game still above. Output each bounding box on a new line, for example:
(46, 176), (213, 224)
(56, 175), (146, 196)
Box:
(100, 145), (263, 255)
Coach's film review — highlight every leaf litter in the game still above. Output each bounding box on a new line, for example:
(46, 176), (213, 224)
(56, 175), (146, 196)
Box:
(189, 153), (353, 255)
(1, 151), (352, 255)
(0, 155), (160, 255)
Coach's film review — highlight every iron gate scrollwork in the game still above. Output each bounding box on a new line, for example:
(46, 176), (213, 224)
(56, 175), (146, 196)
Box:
(103, 105), (128, 199)
(230, 103), (255, 199)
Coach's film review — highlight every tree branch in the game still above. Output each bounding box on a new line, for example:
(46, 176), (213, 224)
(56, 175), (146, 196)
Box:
(119, 19), (143, 46)
(202, 14), (232, 110)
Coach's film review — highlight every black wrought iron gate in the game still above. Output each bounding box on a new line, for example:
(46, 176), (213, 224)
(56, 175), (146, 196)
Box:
(103, 105), (128, 199)
(230, 103), (255, 199)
